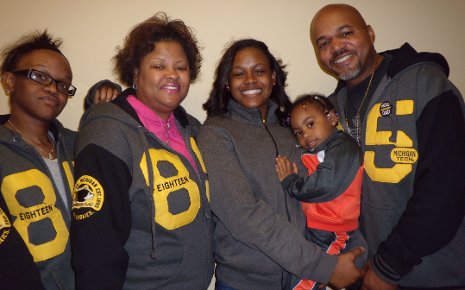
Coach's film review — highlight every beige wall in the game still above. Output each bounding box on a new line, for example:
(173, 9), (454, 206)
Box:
(1, 0), (464, 130)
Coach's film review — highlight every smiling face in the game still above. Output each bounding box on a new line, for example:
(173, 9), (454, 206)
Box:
(291, 102), (337, 150)
(134, 41), (190, 120)
(228, 47), (276, 117)
(4, 49), (71, 122)
(310, 4), (378, 86)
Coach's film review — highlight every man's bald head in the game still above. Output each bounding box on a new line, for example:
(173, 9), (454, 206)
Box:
(309, 3), (378, 85)
(310, 4), (367, 45)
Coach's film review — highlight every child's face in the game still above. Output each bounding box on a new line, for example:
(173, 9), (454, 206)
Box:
(290, 103), (338, 150)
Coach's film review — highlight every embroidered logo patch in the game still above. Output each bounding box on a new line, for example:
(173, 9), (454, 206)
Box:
(391, 148), (419, 164)
(72, 175), (104, 220)
(0, 207), (11, 245)
(380, 101), (392, 117)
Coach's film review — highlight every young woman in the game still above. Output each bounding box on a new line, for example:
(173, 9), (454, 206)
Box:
(0, 31), (78, 289)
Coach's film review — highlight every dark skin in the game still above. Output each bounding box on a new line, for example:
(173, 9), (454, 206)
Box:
(328, 247), (366, 289)
(1, 49), (115, 160)
(93, 86), (118, 103)
(310, 4), (380, 88)
(276, 103), (338, 182)
(2, 49), (71, 159)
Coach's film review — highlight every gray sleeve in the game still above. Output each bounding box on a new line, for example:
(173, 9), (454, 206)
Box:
(197, 125), (337, 283)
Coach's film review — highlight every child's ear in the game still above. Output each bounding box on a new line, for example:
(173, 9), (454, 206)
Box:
(326, 111), (338, 126)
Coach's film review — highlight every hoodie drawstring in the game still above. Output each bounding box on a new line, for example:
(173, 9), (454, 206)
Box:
(137, 125), (158, 259)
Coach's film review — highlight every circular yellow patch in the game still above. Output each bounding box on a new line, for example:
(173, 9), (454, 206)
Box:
(0, 207), (11, 245)
(72, 175), (104, 220)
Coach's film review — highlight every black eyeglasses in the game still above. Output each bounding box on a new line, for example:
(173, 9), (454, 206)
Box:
(12, 69), (77, 97)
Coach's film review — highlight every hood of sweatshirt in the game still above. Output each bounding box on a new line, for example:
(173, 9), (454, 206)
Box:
(335, 42), (449, 92)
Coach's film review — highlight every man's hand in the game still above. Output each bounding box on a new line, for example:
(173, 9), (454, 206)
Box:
(275, 156), (298, 181)
(360, 261), (396, 290)
(328, 247), (365, 289)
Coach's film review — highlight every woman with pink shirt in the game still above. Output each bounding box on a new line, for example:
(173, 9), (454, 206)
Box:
(70, 12), (213, 290)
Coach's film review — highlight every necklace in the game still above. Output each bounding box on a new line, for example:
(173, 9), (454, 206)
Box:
(161, 118), (172, 146)
(7, 120), (56, 160)
(345, 70), (375, 145)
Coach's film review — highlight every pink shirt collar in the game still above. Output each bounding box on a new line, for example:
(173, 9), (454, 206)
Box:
(127, 95), (198, 172)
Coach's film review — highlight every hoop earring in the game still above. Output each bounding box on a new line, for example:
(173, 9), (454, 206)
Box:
(132, 83), (137, 90)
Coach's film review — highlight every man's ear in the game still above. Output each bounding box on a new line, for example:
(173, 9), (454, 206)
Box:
(367, 25), (375, 44)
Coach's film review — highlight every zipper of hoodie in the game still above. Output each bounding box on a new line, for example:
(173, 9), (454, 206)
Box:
(181, 125), (213, 288)
(260, 112), (279, 158)
(259, 111), (291, 222)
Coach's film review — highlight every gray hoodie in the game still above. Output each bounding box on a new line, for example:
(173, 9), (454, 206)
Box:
(197, 100), (338, 290)
(71, 89), (214, 290)
(0, 115), (76, 290)
(330, 43), (465, 287)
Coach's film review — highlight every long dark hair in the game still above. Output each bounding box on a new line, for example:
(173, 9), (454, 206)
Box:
(203, 38), (291, 126)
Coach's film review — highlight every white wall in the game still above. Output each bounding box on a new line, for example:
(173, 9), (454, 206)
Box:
(0, 2), (463, 288)
(1, 0), (464, 130)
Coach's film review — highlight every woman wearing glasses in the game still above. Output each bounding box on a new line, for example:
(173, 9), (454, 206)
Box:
(0, 31), (79, 289)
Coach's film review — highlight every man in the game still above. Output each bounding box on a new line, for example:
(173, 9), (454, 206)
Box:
(310, 4), (465, 290)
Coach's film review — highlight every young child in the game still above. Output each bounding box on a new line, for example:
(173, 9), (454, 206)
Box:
(275, 94), (367, 290)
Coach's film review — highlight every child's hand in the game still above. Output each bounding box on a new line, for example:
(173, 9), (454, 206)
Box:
(275, 156), (298, 181)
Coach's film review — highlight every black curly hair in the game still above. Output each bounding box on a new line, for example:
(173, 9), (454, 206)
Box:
(1, 30), (64, 75)
(114, 12), (202, 87)
(291, 93), (336, 115)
